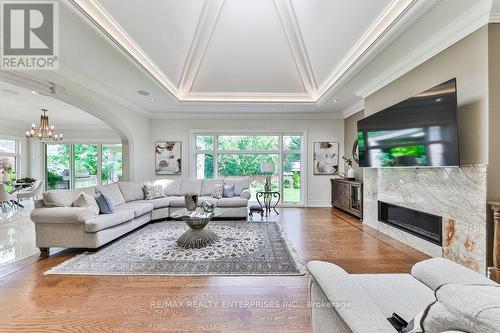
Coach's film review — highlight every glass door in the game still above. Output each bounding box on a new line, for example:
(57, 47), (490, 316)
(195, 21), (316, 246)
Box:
(45, 144), (71, 190)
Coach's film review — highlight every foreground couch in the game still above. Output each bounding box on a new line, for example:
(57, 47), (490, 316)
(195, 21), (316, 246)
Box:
(307, 258), (498, 333)
(30, 178), (250, 251)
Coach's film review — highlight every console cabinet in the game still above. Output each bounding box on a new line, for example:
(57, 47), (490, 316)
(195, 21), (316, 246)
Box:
(331, 178), (363, 219)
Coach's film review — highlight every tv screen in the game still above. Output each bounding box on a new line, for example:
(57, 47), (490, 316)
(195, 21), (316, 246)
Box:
(357, 79), (459, 168)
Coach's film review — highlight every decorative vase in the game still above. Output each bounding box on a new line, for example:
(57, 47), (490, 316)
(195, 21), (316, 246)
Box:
(347, 167), (355, 180)
(185, 195), (198, 211)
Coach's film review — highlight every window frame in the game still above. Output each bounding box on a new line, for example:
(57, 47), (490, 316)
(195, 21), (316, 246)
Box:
(190, 130), (306, 206)
(0, 137), (20, 180)
(43, 142), (122, 190)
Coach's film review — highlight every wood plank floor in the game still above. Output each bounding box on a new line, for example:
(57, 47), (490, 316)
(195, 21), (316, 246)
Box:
(0, 208), (429, 333)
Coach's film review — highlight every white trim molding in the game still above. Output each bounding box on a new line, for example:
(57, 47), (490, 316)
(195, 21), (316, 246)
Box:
(355, 0), (499, 98)
(341, 100), (365, 119)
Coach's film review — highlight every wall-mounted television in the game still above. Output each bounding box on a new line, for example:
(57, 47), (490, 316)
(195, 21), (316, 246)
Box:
(357, 78), (459, 168)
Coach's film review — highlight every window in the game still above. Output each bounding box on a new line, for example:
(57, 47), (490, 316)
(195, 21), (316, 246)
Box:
(193, 133), (304, 204)
(45, 143), (122, 190)
(0, 138), (19, 192)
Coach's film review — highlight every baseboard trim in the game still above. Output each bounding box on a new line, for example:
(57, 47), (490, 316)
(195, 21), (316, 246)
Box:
(307, 200), (332, 208)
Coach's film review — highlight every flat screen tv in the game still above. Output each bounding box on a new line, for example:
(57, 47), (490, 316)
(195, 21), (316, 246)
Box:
(357, 79), (459, 168)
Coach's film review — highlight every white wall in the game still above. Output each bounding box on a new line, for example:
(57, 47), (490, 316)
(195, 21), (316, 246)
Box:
(150, 118), (344, 207)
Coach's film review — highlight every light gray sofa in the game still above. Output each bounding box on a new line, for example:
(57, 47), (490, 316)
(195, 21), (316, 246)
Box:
(307, 258), (499, 333)
(30, 178), (250, 251)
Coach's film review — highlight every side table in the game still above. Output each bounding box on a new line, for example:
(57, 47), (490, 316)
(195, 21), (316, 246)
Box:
(256, 191), (280, 218)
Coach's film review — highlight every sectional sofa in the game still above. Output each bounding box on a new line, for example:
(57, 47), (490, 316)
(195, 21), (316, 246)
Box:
(30, 178), (250, 251)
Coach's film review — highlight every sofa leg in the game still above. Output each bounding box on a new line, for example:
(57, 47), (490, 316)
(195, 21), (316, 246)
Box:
(39, 247), (50, 257)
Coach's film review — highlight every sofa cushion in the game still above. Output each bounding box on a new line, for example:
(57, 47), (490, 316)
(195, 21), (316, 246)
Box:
(223, 178), (250, 195)
(84, 208), (135, 232)
(201, 179), (223, 196)
(165, 196), (186, 207)
(95, 192), (116, 214)
(118, 181), (145, 202)
(118, 202), (153, 218)
(351, 273), (435, 322)
(96, 183), (126, 206)
(163, 179), (181, 196)
(422, 284), (500, 333)
(138, 197), (171, 209)
(72, 192), (100, 216)
(180, 179), (202, 195)
(43, 189), (82, 207)
(217, 197), (248, 207)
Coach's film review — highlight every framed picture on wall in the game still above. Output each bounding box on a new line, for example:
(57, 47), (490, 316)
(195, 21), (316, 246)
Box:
(155, 141), (181, 175)
(313, 141), (339, 175)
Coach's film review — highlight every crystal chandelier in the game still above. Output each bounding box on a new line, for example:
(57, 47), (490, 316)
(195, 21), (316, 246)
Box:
(25, 108), (63, 141)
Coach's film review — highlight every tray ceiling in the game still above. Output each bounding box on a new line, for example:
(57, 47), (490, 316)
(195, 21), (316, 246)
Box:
(73, 0), (409, 103)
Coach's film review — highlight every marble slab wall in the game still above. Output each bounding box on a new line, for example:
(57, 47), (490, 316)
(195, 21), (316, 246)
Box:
(363, 164), (487, 273)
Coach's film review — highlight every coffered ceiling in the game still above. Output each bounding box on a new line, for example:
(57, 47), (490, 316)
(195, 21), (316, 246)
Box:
(73, 0), (407, 103)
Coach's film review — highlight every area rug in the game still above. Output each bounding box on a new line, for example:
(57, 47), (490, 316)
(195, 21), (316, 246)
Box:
(45, 220), (305, 276)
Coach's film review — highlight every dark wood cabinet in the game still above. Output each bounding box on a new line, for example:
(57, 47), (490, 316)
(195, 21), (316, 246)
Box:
(331, 178), (363, 218)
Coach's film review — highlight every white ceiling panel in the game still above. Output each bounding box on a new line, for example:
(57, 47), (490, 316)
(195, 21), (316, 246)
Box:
(292, 0), (393, 88)
(97, 0), (205, 88)
(191, 0), (306, 94)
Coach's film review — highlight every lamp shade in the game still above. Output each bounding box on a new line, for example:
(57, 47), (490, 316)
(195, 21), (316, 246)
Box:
(260, 162), (275, 173)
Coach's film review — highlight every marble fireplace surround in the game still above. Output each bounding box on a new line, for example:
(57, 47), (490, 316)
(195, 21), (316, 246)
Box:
(363, 164), (487, 273)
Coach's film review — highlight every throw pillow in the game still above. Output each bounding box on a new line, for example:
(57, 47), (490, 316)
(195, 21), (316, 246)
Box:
(94, 192), (115, 214)
(73, 192), (100, 216)
(211, 183), (224, 199)
(143, 184), (164, 200)
(223, 183), (235, 198)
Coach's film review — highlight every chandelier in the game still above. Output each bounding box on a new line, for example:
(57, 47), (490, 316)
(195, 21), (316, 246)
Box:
(25, 108), (63, 141)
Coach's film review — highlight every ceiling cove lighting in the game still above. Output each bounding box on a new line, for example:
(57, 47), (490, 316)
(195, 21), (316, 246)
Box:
(25, 108), (63, 141)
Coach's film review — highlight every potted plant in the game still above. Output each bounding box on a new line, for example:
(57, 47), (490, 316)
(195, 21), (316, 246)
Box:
(342, 156), (355, 180)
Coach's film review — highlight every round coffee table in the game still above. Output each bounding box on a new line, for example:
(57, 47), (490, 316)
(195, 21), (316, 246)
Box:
(170, 208), (223, 249)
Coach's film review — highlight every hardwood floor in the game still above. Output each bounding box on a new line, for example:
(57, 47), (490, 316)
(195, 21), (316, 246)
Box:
(0, 208), (428, 333)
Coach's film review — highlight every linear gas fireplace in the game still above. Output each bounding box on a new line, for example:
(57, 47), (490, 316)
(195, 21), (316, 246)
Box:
(378, 201), (442, 245)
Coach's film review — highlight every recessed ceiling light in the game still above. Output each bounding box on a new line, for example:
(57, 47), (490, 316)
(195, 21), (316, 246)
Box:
(332, 99), (338, 103)
(31, 90), (39, 94)
(435, 98), (443, 102)
(137, 90), (150, 96)
(151, 98), (157, 102)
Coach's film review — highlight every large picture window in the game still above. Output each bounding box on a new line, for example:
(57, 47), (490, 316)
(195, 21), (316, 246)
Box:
(45, 143), (123, 190)
(193, 133), (304, 204)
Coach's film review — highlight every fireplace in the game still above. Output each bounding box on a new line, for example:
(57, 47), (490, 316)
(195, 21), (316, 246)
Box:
(378, 201), (442, 245)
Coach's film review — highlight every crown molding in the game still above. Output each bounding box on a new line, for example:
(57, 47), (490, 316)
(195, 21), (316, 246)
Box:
(355, 0), (496, 98)
(178, 0), (225, 98)
(182, 91), (314, 102)
(274, 0), (317, 97)
(149, 111), (343, 120)
(341, 100), (365, 118)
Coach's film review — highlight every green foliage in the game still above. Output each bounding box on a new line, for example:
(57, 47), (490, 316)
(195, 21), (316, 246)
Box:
(283, 177), (291, 188)
(292, 171), (300, 189)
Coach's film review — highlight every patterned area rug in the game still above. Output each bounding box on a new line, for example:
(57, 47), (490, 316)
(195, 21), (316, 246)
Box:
(46, 220), (305, 276)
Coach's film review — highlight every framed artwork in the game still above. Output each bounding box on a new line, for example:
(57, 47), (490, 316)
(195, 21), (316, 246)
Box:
(155, 141), (181, 175)
(313, 141), (339, 175)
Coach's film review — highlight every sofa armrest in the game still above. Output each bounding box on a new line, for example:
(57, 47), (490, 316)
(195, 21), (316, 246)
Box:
(307, 261), (396, 333)
(411, 258), (498, 291)
(30, 207), (94, 224)
(240, 189), (251, 200)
